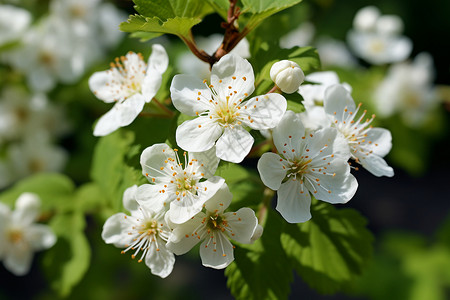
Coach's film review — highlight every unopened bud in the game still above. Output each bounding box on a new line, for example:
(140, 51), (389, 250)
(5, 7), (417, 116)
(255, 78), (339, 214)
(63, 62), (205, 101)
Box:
(270, 60), (305, 94)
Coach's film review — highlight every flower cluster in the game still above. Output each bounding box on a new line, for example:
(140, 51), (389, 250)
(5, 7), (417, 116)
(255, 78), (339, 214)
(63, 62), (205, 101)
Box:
(99, 51), (394, 277)
(102, 144), (260, 277)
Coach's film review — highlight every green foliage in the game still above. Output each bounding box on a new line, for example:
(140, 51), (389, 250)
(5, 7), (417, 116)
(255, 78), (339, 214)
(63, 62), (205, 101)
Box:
(226, 210), (293, 300)
(0, 173), (75, 211)
(352, 230), (450, 300)
(216, 162), (265, 211)
(90, 130), (144, 213)
(241, 0), (303, 32)
(42, 211), (91, 297)
(281, 201), (374, 294)
(120, 0), (213, 41)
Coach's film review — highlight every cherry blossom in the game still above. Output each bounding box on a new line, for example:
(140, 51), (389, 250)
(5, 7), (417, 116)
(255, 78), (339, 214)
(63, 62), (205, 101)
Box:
(102, 185), (175, 278)
(89, 44), (168, 136)
(257, 110), (357, 223)
(166, 183), (258, 269)
(171, 53), (287, 163)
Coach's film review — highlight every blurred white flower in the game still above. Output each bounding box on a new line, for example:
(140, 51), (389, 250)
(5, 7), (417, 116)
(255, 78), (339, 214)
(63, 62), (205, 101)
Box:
(102, 185), (175, 278)
(270, 60), (305, 93)
(0, 132), (68, 188)
(166, 183), (258, 269)
(299, 71), (352, 109)
(89, 45), (168, 136)
(257, 110), (357, 223)
(316, 37), (358, 68)
(323, 85), (394, 177)
(172, 54), (287, 163)
(3, 16), (80, 92)
(280, 22), (315, 49)
(0, 4), (31, 46)
(347, 6), (412, 65)
(373, 53), (438, 127)
(137, 143), (224, 224)
(0, 88), (70, 144)
(0, 193), (56, 276)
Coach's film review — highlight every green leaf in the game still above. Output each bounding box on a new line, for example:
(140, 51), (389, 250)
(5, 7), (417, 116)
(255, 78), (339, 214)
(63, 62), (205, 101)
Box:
(0, 173), (75, 212)
(204, 0), (229, 19)
(121, 15), (201, 40)
(241, 0), (302, 32)
(42, 211), (91, 297)
(226, 210), (293, 300)
(281, 202), (374, 294)
(90, 130), (144, 212)
(120, 0), (213, 41)
(216, 163), (265, 211)
(133, 0), (213, 20)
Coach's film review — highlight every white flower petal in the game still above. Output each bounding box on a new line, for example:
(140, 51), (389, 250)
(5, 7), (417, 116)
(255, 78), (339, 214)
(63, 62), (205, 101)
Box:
(141, 71), (162, 102)
(166, 215), (204, 255)
(140, 143), (175, 183)
(272, 110), (305, 160)
(324, 85), (356, 121)
(170, 74), (213, 116)
(144, 240), (175, 278)
(135, 184), (169, 210)
(189, 146), (220, 179)
(13, 193), (40, 226)
(276, 180), (312, 223)
(200, 232), (234, 269)
(3, 246), (33, 276)
(257, 152), (288, 191)
(210, 54), (255, 102)
(203, 181), (232, 214)
(365, 128), (392, 157)
(305, 159), (358, 204)
(224, 207), (258, 244)
(122, 185), (139, 213)
(147, 44), (169, 75)
(26, 224), (56, 251)
(215, 126), (253, 163)
(88, 70), (119, 103)
(358, 154), (394, 177)
(101, 213), (134, 248)
(176, 117), (223, 152)
(241, 93), (287, 130)
(93, 94), (145, 136)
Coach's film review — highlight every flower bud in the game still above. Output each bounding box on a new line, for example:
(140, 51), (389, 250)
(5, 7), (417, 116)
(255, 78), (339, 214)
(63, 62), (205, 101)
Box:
(270, 60), (305, 94)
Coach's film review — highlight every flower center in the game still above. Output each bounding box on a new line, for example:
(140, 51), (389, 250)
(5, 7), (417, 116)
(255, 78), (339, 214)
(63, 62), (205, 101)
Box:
(206, 214), (228, 233)
(109, 53), (146, 99)
(7, 229), (24, 244)
(212, 98), (240, 127)
(369, 39), (385, 54)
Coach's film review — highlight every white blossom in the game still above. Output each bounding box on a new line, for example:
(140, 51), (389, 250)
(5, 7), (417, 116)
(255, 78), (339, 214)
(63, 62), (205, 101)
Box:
(257, 110), (357, 223)
(373, 53), (438, 127)
(347, 6), (412, 65)
(0, 4), (31, 46)
(102, 185), (175, 278)
(166, 183), (258, 269)
(323, 85), (394, 177)
(0, 193), (56, 276)
(171, 53), (287, 163)
(89, 44), (168, 136)
(270, 60), (305, 94)
(137, 143), (223, 224)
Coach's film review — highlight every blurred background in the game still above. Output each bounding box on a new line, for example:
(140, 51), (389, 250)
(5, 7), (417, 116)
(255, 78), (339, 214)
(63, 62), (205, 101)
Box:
(0, 0), (449, 299)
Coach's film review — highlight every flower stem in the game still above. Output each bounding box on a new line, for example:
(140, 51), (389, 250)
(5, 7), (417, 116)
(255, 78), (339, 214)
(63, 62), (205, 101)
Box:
(258, 187), (275, 225)
(152, 98), (175, 118)
(267, 84), (281, 94)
